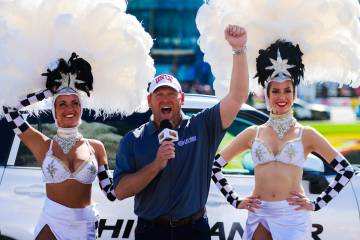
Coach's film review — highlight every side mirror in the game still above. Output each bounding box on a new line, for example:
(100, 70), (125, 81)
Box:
(303, 172), (329, 194)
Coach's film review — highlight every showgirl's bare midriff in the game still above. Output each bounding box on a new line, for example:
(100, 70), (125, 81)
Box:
(253, 161), (304, 201)
(46, 181), (92, 208)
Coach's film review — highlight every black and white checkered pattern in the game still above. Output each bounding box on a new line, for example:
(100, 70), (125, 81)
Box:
(212, 154), (242, 208)
(98, 164), (116, 201)
(2, 89), (53, 135)
(312, 154), (355, 211)
(19, 89), (53, 107)
(3, 106), (30, 135)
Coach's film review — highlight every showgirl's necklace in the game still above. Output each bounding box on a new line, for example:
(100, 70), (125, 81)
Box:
(53, 127), (83, 154)
(266, 111), (297, 140)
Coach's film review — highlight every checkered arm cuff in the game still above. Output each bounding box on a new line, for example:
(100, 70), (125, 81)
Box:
(18, 89), (53, 108)
(212, 154), (242, 208)
(311, 154), (355, 211)
(98, 164), (116, 201)
(3, 106), (30, 135)
(2, 89), (53, 135)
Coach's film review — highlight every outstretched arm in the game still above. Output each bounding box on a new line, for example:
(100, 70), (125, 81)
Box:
(3, 89), (53, 162)
(220, 25), (249, 129)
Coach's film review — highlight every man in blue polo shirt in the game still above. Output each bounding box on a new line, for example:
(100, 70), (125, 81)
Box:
(114, 24), (249, 240)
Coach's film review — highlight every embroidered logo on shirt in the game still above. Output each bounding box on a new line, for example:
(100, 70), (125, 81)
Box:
(177, 136), (197, 147)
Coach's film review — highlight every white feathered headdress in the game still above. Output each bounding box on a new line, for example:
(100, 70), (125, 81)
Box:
(196, 0), (360, 97)
(0, 0), (155, 116)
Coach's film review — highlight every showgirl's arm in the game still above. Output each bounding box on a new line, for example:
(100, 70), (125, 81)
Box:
(2, 89), (53, 162)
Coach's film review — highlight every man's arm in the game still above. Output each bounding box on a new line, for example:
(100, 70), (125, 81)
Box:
(114, 141), (175, 200)
(115, 162), (161, 200)
(220, 25), (249, 129)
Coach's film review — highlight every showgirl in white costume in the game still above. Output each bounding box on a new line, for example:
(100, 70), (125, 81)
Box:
(196, 0), (360, 239)
(0, 0), (155, 239)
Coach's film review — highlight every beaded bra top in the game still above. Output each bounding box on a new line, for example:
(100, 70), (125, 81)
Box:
(251, 126), (305, 168)
(42, 140), (98, 184)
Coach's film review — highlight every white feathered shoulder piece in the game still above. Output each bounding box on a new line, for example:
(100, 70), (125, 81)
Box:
(196, 0), (360, 96)
(0, 0), (155, 116)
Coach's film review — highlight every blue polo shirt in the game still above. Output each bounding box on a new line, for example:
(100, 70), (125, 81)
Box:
(113, 103), (225, 220)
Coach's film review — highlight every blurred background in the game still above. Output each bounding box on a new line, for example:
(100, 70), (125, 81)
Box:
(126, 0), (360, 165)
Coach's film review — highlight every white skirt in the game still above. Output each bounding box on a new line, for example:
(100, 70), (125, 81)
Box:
(243, 200), (312, 240)
(34, 197), (99, 240)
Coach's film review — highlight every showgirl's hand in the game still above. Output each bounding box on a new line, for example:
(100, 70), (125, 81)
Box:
(238, 194), (261, 212)
(224, 24), (247, 49)
(287, 191), (314, 211)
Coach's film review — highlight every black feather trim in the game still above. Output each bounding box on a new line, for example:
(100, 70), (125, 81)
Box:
(41, 52), (93, 96)
(42, 58), (69, 93)
(254, 39), (304, 88)
(68, 52), (93, 97)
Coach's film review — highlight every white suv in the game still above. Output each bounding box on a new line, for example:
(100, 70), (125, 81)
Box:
(0, 94), (359, 240)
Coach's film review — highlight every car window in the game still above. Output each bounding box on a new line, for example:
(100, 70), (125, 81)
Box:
(14, 110), (152, 169)
(343, 151), (360, 166)
(13, 107), (266, 174)
(185, 109), (267, 175)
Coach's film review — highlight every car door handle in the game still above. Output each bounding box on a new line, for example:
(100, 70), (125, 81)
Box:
(14, 184), (45, 198)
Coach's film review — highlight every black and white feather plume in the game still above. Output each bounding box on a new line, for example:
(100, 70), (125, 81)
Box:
(0, 0), (155, 116)
(42, 52), (93, 97)
(196, 0), (360, 96)
(255, 40), (304, 88)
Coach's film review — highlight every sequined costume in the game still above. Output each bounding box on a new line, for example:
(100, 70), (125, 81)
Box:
(42, 140), (98, 184)
(0, 0), (155, 238)
(212, 127), (312, 240)
(251, 126), (305, 168)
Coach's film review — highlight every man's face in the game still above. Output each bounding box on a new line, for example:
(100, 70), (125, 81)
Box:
(147, 86), (184, 128)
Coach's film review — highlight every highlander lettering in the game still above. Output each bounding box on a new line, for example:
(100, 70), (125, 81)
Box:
(98, 219), (323, 239)
(312, 224), (323, 240)
(98, 219), (125, 238)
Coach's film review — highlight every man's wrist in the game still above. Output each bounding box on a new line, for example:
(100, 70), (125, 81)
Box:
(151, 159), (163, 173)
